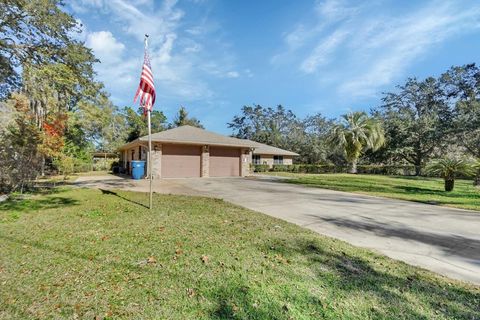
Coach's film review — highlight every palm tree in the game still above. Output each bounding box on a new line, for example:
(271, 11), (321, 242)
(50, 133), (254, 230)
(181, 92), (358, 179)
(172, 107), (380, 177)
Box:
(426, 158), (475, 191)
(328, 111), (385, 173)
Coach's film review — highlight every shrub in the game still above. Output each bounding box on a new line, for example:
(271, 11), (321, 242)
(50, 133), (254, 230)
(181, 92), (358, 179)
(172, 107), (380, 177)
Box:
(253, 164), (270, 172)
(268, 164), (416, 175)
(53, 156), (75, 178)
(356, 165), (416, 176)
(272, 164), (292, 172)
(426, 158), (475, 191)
(73, 161), (93, 173)
(0, 94), (42, 193)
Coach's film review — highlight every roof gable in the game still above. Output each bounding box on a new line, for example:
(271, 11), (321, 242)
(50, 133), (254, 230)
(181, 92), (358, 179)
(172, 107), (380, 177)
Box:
(250, 141), (299, 156)
(138, 125), (254, 147)
(119, 125), (299, 156)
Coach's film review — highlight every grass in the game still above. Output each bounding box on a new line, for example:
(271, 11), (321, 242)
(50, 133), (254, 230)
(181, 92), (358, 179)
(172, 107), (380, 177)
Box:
(74, 170), (111, 177)
(1, 188), (479, 319)
(266, 173), (480, 211)
(33, 171), (112, 186)
(35, 175), (78, 184)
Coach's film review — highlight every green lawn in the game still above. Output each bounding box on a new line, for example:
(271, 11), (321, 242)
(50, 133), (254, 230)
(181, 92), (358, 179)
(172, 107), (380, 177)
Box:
(34, 171), (112, 185)
(1, 188), (479, 319)
(266, 173), (480, 211)
(74, 170), (111, 177)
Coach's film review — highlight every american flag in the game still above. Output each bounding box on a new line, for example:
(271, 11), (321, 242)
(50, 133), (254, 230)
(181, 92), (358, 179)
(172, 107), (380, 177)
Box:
(134, 44), (156, 111)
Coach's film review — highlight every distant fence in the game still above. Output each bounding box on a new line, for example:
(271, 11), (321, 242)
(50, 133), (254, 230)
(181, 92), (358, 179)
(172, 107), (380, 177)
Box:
(253, 164), (417, 176)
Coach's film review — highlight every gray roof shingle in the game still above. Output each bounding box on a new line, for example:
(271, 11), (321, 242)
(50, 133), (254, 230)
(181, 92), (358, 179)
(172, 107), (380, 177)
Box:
(119, 125), (299, 156)
(249, 141), (299, 156)
(140, 125), (254, 147)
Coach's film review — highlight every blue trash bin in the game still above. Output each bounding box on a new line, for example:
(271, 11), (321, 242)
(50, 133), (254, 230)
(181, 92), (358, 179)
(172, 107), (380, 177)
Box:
(131, 160), (146, 180)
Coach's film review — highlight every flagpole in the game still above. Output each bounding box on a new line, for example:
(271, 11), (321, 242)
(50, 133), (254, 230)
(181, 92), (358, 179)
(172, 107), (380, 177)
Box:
(145, 34), (153, 210)
(147, 107), (153, 210)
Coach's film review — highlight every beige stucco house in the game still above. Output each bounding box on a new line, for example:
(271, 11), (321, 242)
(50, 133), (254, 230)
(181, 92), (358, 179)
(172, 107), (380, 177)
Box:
(118, 125), (298, 178)
(249, 141), (298, 167)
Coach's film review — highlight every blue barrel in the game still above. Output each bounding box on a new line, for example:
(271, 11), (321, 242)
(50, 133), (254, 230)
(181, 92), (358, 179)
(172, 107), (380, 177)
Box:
(131, 160), (146, 180)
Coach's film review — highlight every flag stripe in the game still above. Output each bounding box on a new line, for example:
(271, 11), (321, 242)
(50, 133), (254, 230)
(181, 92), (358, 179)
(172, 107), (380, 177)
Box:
(134, 46), (156, 111)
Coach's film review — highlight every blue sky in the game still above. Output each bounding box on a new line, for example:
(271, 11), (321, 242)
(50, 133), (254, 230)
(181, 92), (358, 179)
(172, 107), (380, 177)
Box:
(68, 0), (480, 134)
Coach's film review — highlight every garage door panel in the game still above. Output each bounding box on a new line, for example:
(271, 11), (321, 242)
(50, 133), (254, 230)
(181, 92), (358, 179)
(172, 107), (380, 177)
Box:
(209, 147), (240, 177)
(162, 144), (201, 178)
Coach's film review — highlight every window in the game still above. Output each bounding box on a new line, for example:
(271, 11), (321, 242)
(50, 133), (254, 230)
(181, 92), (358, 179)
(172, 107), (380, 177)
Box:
(252, 154), (261, 165)
(273, 155), (283, 165)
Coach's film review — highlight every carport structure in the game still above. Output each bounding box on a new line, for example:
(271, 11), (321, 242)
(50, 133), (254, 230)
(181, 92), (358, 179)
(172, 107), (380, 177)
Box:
(118, 125), (256, 178)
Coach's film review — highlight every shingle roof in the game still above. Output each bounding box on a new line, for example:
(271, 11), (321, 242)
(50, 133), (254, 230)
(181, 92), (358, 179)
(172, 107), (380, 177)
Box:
(122, 125), (254, 148)
(119, 125), (299, 156)
(250, 141), (300, 156)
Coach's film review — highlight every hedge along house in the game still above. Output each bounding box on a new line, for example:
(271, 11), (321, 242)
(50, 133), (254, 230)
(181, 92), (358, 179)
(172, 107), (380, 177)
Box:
(118, 125), (298, 178)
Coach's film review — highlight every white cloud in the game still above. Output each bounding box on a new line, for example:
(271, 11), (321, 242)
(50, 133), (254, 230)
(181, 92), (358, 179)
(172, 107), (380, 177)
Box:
(70, 0), (240, 105)
(271, 0), (359, 65)
(155, 33), (176, 64)
(185, 26), (204, 36)
(244, 69), (253, 78)
(314, 0), (358, 21)
(339, 1), (480, 97)
(105, 0), (184, 43)
(183, 43), (202, 53)
(300, 29), (349, 73)
(274, 0), (480, 97)
(86, 31), (125, 64)
(226, 71), (239, 78)
(84, 31), (137, 103)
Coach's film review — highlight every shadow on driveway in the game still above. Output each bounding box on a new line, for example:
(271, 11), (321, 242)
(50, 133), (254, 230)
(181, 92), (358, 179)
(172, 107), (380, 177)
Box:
(307, 215), (480, 265)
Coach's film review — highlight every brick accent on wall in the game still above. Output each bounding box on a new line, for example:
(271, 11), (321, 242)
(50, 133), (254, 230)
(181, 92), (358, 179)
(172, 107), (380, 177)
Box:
(151, 143), (162, 179)
(201, 145), (209, 177)
(241, 148), (252, 176)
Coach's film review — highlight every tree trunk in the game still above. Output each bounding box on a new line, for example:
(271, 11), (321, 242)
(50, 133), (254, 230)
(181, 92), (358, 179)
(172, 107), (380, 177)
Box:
(474, 174), (480, 187)
(349, 159), (358, 174)
(444, 179), (455, 192)
(41, 155), (45, 177)
(414, 164), (422, 176)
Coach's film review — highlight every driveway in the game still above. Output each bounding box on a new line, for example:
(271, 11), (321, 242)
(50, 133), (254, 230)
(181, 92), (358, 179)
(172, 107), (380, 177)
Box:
(75, 174), (480, 285)
(172, 176), (480, 285)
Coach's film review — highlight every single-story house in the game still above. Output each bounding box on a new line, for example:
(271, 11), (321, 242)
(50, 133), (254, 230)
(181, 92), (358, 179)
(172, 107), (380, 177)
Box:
(118, 125), (298, 178)
(249, 141), (298, 167)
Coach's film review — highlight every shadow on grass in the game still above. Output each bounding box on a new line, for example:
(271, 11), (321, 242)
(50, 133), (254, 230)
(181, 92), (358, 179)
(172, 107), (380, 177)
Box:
(258, 237), (480, 319)
(208, 234), (479, 319)
(393, 185), (439, 193)
(389, 175), (438, 181)
(99, 189), (148, 209)
(0, 189), (79, 213)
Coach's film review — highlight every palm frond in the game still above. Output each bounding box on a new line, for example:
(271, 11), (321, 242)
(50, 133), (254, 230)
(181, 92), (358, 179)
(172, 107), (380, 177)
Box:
(426, 158), (475, 179)
(328, 111), (385, 160)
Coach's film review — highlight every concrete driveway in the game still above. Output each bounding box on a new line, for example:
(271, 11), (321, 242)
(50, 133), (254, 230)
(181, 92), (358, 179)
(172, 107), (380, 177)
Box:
(171, 176), (480, 285)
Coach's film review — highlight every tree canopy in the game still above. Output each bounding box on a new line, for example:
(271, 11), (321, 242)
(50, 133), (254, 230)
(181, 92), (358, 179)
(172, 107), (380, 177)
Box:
(375, 77), (451, 175)
(124, 107), (167, 142)
(171, 106), (204, 129)
(229, 105), (333, 164)
(0, 0), (87, 97)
